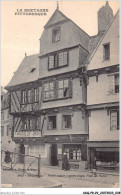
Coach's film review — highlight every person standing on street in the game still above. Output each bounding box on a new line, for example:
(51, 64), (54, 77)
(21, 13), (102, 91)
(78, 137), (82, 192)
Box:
(62, 152), (70, 171)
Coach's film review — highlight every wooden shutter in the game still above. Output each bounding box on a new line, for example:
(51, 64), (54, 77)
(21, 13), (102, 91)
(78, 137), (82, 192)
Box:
(54, 80), (58, 99)
(68, 78), (73, 98)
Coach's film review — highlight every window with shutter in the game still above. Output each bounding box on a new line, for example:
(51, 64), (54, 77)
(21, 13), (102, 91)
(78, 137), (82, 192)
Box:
(108, 74), (119, 95)
(110, 110), (119, 130)
(48, 115), (56, 130)
(103, 43), (110, 60)
(58, 79), (69, 98)
(62, 115), (72, 129)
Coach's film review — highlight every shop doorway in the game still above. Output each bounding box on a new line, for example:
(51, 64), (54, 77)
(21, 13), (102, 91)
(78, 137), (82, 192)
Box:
(51, 144), (58, 166)
(19, 144), (25, 164)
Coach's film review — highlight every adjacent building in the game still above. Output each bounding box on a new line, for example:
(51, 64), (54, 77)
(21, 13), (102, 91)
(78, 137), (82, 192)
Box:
(1, 89), (15, 152)
(85, 8), (119, 169)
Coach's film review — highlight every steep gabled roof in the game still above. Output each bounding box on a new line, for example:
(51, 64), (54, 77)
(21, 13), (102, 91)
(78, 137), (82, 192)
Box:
(44, 9), (70, 28)
(40, 9), (90, 56)
(5, 54), (39, 89)
(79, 10), (119, 68)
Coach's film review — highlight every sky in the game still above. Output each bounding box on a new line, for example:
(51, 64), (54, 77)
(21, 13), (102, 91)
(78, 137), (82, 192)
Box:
(1, 1), (120, 88)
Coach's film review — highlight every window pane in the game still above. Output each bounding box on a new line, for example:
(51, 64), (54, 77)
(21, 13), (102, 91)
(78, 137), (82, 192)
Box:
(49, 91), (54, 99)
(44, 83), (49, 91)
(64, 88), (69, 97)
(64, 79), (69, 87)
(58, 89), (63, 98)
(49, 82), (54, 90)
(59, 51), (67, 66)
(49, 55), (54, 69)
(58, 80), (63, 88)
(44, 92), (49, 100)
(27, 90), (31, 103)
(34, 88), (38, 102)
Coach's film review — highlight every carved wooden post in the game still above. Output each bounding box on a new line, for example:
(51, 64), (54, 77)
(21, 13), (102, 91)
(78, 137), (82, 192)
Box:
(23, 154), (25, 176)
(38, 154), (41, 178)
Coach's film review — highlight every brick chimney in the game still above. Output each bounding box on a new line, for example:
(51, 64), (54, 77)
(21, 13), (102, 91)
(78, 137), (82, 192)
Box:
(98, 1), (114, 33)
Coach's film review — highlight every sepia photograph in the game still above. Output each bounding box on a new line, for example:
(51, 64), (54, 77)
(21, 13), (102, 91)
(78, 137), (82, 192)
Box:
(1, 0), (120, 193)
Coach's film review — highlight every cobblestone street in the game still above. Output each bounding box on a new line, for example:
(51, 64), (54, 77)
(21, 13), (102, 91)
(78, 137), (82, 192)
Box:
(1, 165), (119, 188)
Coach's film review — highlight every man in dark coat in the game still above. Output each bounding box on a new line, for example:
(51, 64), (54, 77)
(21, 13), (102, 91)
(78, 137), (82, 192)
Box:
(62, 152), (70, 171)
(92, 156), (97, 176)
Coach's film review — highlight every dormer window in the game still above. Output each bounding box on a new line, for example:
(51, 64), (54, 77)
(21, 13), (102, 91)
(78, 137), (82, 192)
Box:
(52, 27), (60, 42)
(30, 68), (36, 73)
(103, 43), (110, 60)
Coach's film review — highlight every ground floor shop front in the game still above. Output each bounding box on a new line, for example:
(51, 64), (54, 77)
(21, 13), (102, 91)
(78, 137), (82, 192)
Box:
(13, 134), (88, 170)
(87, 141), (119, 171)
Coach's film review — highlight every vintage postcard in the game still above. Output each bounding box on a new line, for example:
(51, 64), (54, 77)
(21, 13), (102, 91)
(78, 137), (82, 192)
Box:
(1, 0), (120, 194)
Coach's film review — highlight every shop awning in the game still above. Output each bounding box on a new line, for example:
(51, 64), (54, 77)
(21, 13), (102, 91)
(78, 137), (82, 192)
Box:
(96, 148), (119, 152)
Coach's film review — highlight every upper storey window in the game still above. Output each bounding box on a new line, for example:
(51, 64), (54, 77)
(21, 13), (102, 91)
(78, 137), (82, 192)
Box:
(21, 88), (39, 104)
(108, 73), (119, 95)
(44, 81), (54, 101)
(58, 79), (69, 98)
(110, 110), (119, 131)
(52, 28), (60, 42)
(103, 43), (110, 61)
(48, 51), (68, 70)
(59, 51), (68, 66)
(42, 78), (72, 102)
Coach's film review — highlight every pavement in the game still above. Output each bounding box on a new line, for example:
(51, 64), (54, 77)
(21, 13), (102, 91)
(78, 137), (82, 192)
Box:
(1, 165), (120, 188)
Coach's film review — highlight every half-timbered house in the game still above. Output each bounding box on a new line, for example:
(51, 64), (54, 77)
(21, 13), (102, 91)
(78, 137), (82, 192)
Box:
(5, 54), (45, 162)
(5, 2), (119, 170)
